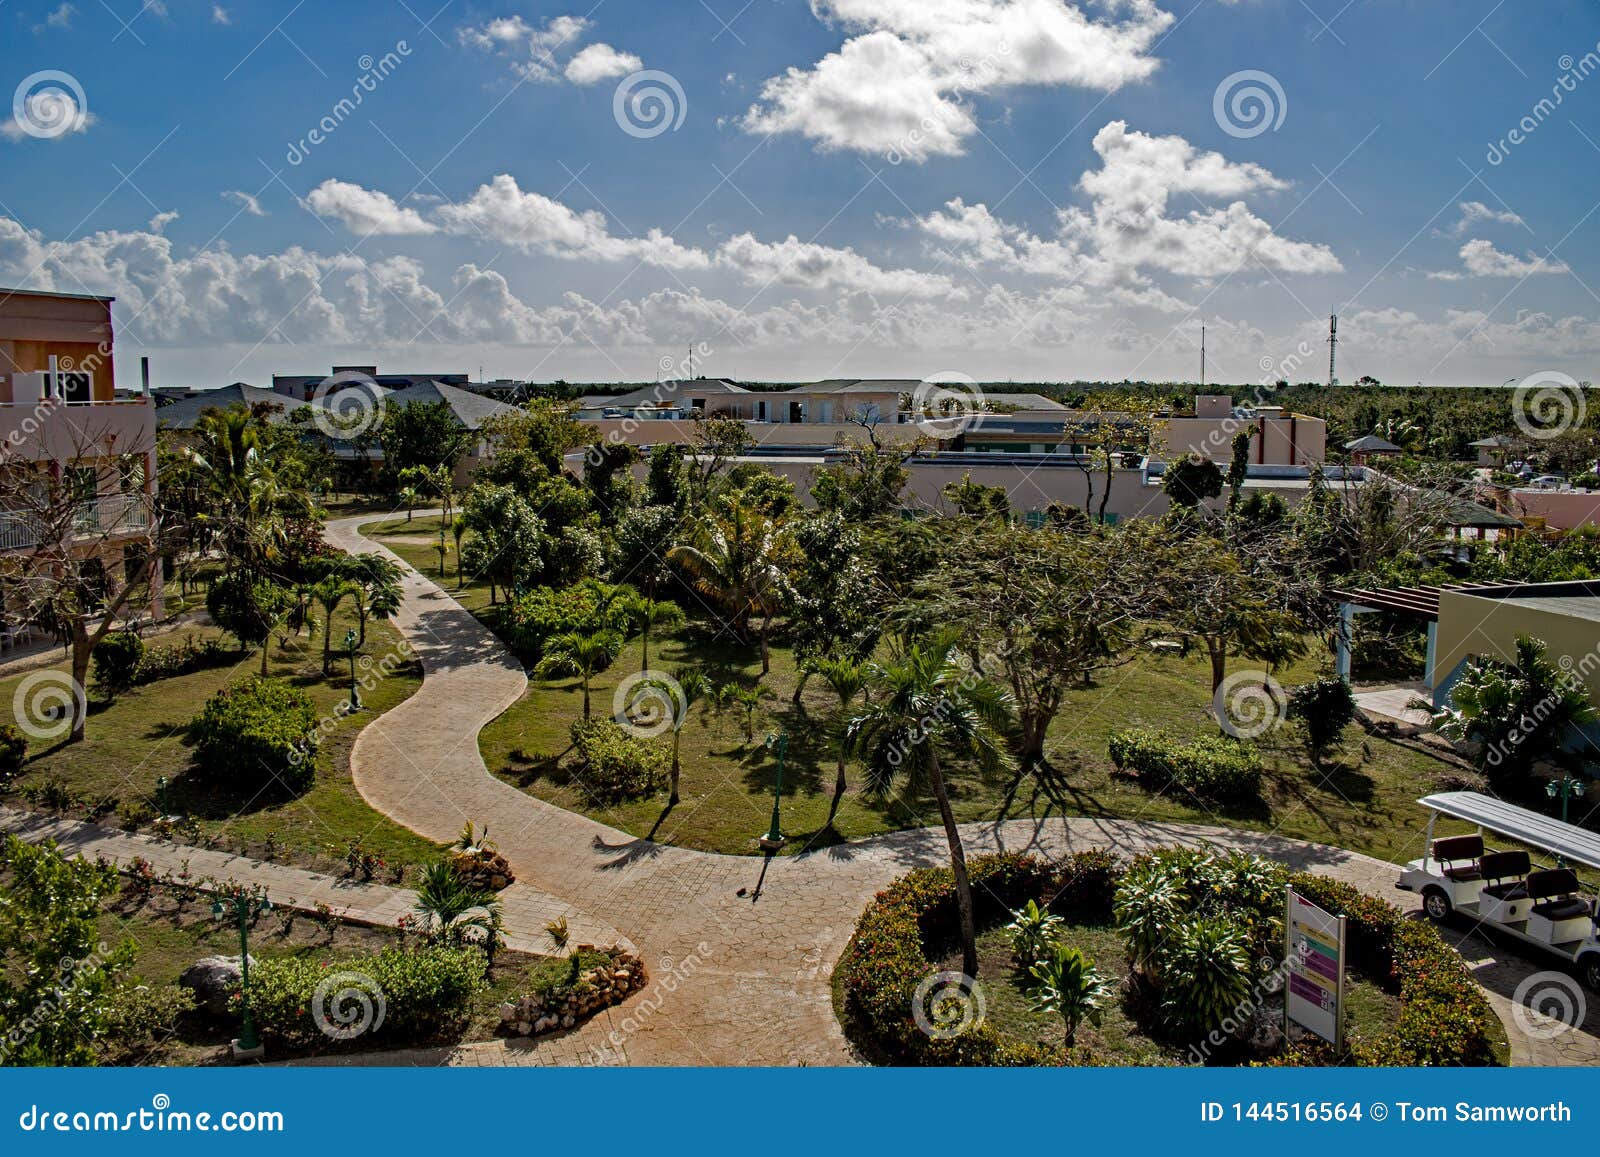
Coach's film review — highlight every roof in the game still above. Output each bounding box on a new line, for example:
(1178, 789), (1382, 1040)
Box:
(1341, 578), (1600, 618)
(785, 379), (917, 395)
(982, 393), (1067, 411)
(1418, 792), (1600, 871)
(0, 286), (116, 303)
(1344, 434), (1403, 453)
(1445, 496), (1522, 528)
(1470, 435), (1514, 448)
(585, 378), (750, 409)
(378, 379), (517, 429)
(154, 383), (313, 429)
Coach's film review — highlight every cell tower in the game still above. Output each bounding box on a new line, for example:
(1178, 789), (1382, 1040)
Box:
(1327, 313), (1338, 386)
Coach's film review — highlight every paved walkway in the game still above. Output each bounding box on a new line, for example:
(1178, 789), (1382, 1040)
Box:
(4, 515), (1584, 1067)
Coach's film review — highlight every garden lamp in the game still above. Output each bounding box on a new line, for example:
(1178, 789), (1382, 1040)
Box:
(760, 731), (787, 849)
(212, 891), (272, 1057)
(344, 628), (361, 712)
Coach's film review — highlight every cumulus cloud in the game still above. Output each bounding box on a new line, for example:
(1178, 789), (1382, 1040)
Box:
(1447, 200), (1525, 235)
(304, 179), (437, 235)
(222, 189), (268, 217)
(0, 88), (94, 142)
(564, 43), (642, 84)
(715, 233), (959, 298)
(1429, 238), (1568, 280)
(742, 0), (1173, 159)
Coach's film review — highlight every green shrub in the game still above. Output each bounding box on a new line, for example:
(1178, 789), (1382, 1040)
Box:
(495, 580), (639, 661)
(1157, 916), (1253, 1034)
(0, 724), (25, 778)
(1288, 678), (1357, 756)
(92, 631), (145, 692)
(247, 945), (487, 1046)
(101, 984), (196, 1061)
(1108, 728), (1262, 803)
(569, 718), (667, 803)
(134, 637), (233, 684)
(187, 678), (320, 796)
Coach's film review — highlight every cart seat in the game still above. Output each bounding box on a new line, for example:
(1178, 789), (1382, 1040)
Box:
(1527, 868), (1590, 921)
(1480, 851), (1531, 899)
(1431, 834), (1485, 881)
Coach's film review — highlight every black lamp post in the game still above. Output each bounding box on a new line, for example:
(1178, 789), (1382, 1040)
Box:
(345, 628), (361, 712)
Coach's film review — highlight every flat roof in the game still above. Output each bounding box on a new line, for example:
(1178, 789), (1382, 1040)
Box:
(1418, 791), (1600, 871)
(1487, 594), (1600, 622)
(0, 286), (116, 303)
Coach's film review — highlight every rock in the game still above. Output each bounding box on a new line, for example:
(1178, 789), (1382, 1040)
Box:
(561, 1014), (575, 1029)
(498, 1002), (517, 1021)
(179, 956), (254, 1020)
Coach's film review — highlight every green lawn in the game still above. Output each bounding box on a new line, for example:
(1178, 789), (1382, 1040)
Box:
(0, 611), (439, 874)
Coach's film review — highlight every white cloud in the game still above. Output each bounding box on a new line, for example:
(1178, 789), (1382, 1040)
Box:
(715, 232), (959, 297)
(459, 13), (601, 82)
(564, 43), (642, 85)
(212, 4), (231, 24)
(1429, 238), (1568, 280)
(222, 189), (267, 217)
(148, 210), (180, 233)
(915, 121), (1338, 294)
(1446, 200), (1525, 236)
(0, 89), (95, 142)
(304, 179), (437, 235)
(37, 3), (75, 30)
(742, 0), (1173, 159)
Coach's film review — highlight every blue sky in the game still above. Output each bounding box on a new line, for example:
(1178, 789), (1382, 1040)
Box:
(1, 0), (1597, 387)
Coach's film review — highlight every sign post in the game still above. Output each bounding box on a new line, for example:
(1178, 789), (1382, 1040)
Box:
(1284, 886), (1346, 1055)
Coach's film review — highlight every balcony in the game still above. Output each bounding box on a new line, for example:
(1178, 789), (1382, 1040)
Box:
(0, 495), (151, 552)
(0, 398), (156, 464)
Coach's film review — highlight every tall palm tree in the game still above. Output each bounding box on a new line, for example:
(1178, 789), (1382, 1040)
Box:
(809, 655), (868, 825)
(310, 575), (355, 675)
(661, 666), (707, 805)
(847, 636), (1017, 978)
(668, 501), (790, 674)
(413, 862), (504, 953)
(538, 629), (624, 719)
(339, 554), (404, 646)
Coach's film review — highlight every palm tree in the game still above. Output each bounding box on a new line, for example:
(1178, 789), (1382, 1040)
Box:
(413, 862), (504, 952)
(809, 655), (868, 825)
(658, 667), (706, 805)
(1026, 943), (1112, 1047)
(451, 515), (467, 588)
(538, 629), (624, 719)
(340, 554), (404, 646)
(310, 575), (355, 675)
(846, 635), (1017, 978)
(668, 501), (790, 674)
(629, 596), (685, 673)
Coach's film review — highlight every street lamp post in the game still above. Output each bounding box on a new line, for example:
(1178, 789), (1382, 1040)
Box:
(1548, 775), (1585, 865)
(154, 775), (169, 816)
(345, 628), (361, 713)
(760, 731), (787, 850)
(212, 890), (273, 1060)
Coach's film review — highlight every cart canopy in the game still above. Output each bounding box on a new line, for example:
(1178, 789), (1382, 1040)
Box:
(1418, 791), (1600, 872)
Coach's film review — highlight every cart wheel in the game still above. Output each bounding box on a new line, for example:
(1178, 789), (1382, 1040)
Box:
(1582, 956), (1600, 993)
(1422, 887), (1452, 921)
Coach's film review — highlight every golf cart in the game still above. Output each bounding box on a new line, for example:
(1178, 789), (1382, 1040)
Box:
(1396, 790), (1600, 989)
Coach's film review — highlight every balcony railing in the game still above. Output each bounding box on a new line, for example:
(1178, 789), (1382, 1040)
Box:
(0, 495), (151, 551)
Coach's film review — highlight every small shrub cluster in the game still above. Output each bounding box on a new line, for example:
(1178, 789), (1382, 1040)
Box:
(133, 636), (234, 684)
(0, 724), (26, 779)
(247, 945), (487, 1046)
(100, 984), (197, 1061)
(500, 945), (647, 1036)
(187, 677), (320, 796)
(92, 631), (146, 692)
(1272, 874), (1501, 1067)
(1288, 678), (1357, 756)
(1108, 728), (1262, 804)
(18, 776), (115, 819)
(569, 718), (667, 803)
(494, 579), (638, 661)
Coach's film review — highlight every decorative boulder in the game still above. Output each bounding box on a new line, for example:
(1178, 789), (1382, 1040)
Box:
(179, 955), (254, 1020)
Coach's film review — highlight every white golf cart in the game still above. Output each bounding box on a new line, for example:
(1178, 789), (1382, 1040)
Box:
(1396, 790), (1600, 990)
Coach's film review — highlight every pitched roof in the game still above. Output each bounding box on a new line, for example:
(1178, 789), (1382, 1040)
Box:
(1343, 434), (1403, 453)
(784, 378), (917, 395)
(583, 378), (750, 409)
(154, 383), (312, 429)
(378, 379), (517, 429)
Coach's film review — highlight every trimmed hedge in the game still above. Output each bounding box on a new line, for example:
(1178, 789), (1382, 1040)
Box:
(1108, 728), (1262, 803)
(1267, 874), (1502, 1067)
(246, 945), (487, 1047)
(187, 677), (320, 796)
(837, 851), (1117, 1066)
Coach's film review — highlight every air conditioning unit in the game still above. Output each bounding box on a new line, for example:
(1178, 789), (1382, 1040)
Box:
(12, 370), (94, 403)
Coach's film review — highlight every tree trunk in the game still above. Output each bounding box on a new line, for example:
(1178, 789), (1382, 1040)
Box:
(827, 746), (848, 824)
(68, 628), (91, 743)
(792, 668), (811, 704)
(323, 629), (333, 676)
(358, 609), (368, 647)
(1017, 710), (1050, 771)
(927, 749), (978, 978)
(759, 614), (771, 675)
(1208, 641), (1226, 692)
(641, 623), (650, 674)
(670, 728), (682, 804)
(581, 677), (591, 720)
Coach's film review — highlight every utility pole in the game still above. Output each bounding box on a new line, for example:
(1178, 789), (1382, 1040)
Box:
(1327, 313), (1339, 387)
(1200, 325), (1206, 389)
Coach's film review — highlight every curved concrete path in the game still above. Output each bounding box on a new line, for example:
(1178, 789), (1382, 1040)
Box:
(323, 515), (1578, 1065)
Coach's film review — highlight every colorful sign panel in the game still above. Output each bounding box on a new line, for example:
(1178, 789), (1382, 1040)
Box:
(1285, 887), (1345, 1048)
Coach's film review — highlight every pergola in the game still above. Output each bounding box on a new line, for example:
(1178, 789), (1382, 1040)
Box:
(1333, 582), (1513, 685)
